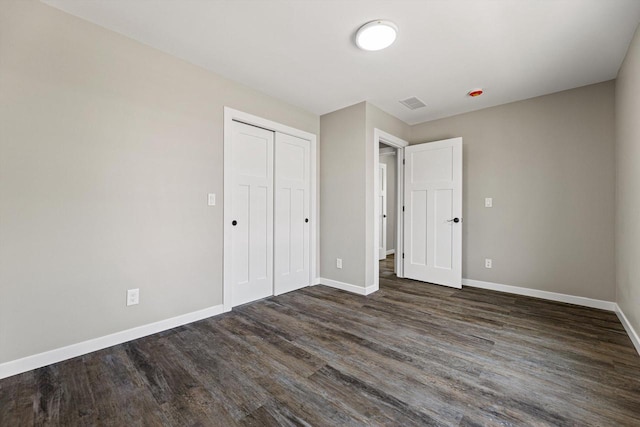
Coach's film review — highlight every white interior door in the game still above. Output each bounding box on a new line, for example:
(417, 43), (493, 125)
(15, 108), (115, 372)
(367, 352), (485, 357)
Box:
(379, 163), (387, 260)
(403, 137), (462, 288)
(274, 133), (311, 295)
(230, 121), (274, 306)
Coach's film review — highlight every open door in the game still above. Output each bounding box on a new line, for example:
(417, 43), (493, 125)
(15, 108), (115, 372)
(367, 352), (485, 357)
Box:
(403, 137), (462, 288)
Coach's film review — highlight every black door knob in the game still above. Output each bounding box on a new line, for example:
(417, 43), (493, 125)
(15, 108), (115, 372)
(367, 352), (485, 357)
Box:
(453, 217), (460, 223)
(232, 220), (237, 226)
(383, 214), (387, 218)
(305, 218), (309, 223)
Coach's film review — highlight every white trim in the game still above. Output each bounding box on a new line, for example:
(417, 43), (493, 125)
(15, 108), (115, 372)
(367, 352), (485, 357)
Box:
(462, 278), (616, 311)
(615, 304), (640, 355)
(373, 128), (408, 288)
(223, 107), (318, 312)
(319, 278), (378, 295)
(0, 304), (224, 380)
(378, 162), (387, 260)
(386, 249), (395, 255)
(396, 149), (404, 278)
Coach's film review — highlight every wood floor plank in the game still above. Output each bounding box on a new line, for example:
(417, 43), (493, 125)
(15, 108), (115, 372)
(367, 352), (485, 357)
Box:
(1, 254), (639, 425)
(34, 365), (63, 425)
(126, 335), (238, 426)
(308, 364), (444, 426)
(84, 346), (170, 426)
(55, 357), (98, 426)
(240, 399), (312, 427)
(174, 324), (272, 421)
(0, 371), (35, 426)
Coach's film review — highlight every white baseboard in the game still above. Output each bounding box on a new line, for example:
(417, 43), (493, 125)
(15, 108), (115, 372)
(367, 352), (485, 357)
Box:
(0, 304), (225, 380)
(319, 278), (378, 296)
(615, 304), (640, 355)
(385, 249), (395, 255)
(365, 284), (379, 295)
(462, 278), (617, 311)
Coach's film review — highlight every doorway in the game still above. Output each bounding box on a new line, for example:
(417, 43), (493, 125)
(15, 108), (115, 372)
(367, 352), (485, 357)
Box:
(373, 129), (408, 291)
(372, 129), (463, 291)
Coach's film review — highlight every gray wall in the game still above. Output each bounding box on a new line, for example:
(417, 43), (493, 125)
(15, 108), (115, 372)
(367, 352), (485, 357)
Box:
(379, 152), (397, 252)
(321, 87), (616, 301)
(410, 81), (616, 301)
(319, 103), (367, 286)
(616, 24), (640, 335)
(0, 0), (319, 363)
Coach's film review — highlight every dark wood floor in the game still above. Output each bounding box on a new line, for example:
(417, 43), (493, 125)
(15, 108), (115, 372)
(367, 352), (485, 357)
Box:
(2, 256), (640, 426)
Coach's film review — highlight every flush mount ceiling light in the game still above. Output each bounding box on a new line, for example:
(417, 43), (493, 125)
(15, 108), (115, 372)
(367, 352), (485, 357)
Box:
(356, 20), (398, 51)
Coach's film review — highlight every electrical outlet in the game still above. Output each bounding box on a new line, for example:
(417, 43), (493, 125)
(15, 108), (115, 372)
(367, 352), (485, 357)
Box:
(207, 193), (216, 206)
(485, 197), (493, 208)
(127, 288), (140, 306)
(485, 258), (492, 269)
(336, 258), (343, 269)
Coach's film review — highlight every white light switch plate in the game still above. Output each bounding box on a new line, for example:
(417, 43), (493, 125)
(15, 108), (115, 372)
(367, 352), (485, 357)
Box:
(336, 258), (343, 269)
(485, 197), (493, 208)
(208, 193), (216, 206)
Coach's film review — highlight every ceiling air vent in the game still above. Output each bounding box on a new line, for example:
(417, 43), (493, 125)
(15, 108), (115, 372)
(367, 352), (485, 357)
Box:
(399, 96), (426, 110)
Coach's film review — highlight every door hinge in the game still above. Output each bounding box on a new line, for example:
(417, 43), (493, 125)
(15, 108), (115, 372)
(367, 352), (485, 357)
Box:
(402, 205), (405, 212)
(403, 159), (405, 165)
(402, 253), (405, 259)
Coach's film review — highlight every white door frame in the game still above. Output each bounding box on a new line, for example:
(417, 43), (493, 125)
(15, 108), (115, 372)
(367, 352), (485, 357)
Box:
(378, 162), (387, 260)
(373, 129), (408, 289)
(223, 107), (318, 312)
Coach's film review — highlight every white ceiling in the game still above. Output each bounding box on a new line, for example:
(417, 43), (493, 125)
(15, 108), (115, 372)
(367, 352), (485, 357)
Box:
(42, 0), (640, 125)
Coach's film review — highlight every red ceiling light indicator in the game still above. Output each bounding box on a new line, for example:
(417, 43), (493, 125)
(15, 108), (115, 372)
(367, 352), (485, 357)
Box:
(468, 88), (484, 97)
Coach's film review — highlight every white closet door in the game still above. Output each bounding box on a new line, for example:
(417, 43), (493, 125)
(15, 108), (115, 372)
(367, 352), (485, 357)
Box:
(274, 133), (311, 295)
(230, 121), (274, 306)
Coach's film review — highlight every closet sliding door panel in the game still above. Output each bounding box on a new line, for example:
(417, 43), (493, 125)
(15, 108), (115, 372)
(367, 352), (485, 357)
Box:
(230, 121), (274, 306)
(274, 133), (311, 295)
